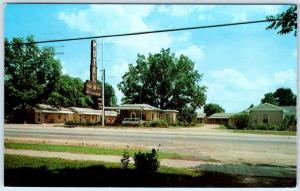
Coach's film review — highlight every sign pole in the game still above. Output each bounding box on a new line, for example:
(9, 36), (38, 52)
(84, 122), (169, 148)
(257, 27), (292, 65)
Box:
(102, 38), (105, 127)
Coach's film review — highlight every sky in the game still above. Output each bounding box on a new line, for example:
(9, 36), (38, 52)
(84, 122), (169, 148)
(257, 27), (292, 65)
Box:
(4, 4), (297, 112)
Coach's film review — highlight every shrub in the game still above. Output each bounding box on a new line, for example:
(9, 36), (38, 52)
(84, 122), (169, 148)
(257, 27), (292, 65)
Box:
(231, 114), (249, 129)
(143, 120), (168, 128)
(120, 146), (130, 169)
(134, 149), (160, 176)
(64, 120), (100, 126)
(248, 123), (281, 130)
(280, 114), (297, 131)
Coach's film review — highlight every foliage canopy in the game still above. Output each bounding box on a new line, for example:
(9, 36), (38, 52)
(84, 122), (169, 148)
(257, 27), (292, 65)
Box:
(118, 48), (206, 123)
(266, 5), (297, 36)
(204, 103), (225, 117)
(5, 36), (62, 114)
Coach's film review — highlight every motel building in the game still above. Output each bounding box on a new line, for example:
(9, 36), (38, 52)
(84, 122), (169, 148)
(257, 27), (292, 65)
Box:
(106, 104), (179, 125)
(27, 104), (117, 124)
(26, 103), (178, 125)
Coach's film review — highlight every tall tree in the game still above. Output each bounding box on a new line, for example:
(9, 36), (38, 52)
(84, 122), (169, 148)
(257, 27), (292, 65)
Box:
(47, 75), (93, 108)
(104, 83), (117, 107)
(118, 48), (206, 123)
(261, 92), (279, 105)
(47, 77), (117, 108)
(96, 80), (117, 107)
(273, 88), (296, 106)
(260, 88), (296, 106)
(266, 5), (297, 36)
(5, 36), (61, 120)
(204, 103), (225, 117)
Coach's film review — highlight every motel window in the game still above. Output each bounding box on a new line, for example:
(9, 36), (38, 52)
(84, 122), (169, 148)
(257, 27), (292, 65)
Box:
(58, 115), (61, 119)
(263, 114), (269, 124)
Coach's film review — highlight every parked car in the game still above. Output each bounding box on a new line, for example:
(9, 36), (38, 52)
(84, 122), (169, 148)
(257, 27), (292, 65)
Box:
(122, 118), (143, 126)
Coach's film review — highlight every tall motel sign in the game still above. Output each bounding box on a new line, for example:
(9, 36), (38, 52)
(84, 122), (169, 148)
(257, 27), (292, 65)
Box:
(84, 40), (105, 125)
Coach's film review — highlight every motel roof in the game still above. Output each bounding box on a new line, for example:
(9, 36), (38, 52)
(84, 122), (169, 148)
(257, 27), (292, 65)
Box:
(69, 107), (102, 115)
(34, 104), (73, 114)
(106, 104), (179, 113)
(69, 107), (118, 116)
(249, 103), (296, 115)
(281, 106), (296, 115)
(208, 113), (236, 119)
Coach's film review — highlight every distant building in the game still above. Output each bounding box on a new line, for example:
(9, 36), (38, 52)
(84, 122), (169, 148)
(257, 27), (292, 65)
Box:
(69, 107), (117, 124)
(248, 103), (296, 126)
(25, 104), (117, 124)
(207, 113), (236, 125)
(28, 104), (74, 123)
(106, 104), (179, 125)
(196, 112), (206, 124)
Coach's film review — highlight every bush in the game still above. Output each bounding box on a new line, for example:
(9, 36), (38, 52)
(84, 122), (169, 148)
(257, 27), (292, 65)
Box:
(280, 114), (297, 131)
(176, 120), (195, 127)
(249, 123), (280, 131)
(143, 120), (168, 128)
(231, 114), (249, 129)
(65, 120), (101, 126)
(120, 146), (130, 169)
(134, 149), (160, 176)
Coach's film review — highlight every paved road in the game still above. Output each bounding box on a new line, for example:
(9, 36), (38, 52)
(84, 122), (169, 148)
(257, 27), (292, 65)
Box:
(4, 124), (297, 166)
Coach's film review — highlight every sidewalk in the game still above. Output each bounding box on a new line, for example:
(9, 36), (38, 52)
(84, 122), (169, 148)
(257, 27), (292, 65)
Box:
(5, 148), (296, 178)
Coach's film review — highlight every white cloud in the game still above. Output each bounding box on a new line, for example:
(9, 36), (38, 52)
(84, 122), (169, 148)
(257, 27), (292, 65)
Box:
(58, 5), (153, 34)
(156, 5), (216, 19)
(273, 69), (297, 85)
(228, 5), (282, 22)
(209, 68), (271, 90)
(204, 68), (296, 112)
(293, 49), (297, 57)
(176, 45), (205, 62)
(109, 60), (129, 80)
(106, 60), (129, 104)
(174, 31), (191, 43)
(58, 5), (173, 56)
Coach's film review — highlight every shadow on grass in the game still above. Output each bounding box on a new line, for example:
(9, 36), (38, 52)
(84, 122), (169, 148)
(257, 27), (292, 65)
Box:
(5, 165), (296, 187)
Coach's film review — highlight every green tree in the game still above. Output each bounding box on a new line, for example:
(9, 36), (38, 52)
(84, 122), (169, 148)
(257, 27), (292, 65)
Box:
(47, 77), (117, 108)
(96, 80), (117, 107)
(261, 88), (296, 106)
(104, 83), (117, 106)
(204, 103), (225, 117)
(248, 104), (254, 109)
(5, 36), (61, 121)
(266, 5), (297, 36)
(118, 48), (206, 123)
(47, 75), (93, 108)
(273, 87), (296, 106)
(261, 92), (278, 105)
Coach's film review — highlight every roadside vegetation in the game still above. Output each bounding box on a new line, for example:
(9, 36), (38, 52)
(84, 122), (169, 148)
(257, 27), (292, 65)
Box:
(4, 141), (200, 161)
(218, 125), (296, 136)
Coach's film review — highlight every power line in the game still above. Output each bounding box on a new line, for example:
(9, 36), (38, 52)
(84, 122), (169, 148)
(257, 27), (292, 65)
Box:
(6, 19), (277, 46)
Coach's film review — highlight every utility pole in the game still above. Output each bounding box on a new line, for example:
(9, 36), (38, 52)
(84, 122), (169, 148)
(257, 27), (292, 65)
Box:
(101, 38), (105, 127)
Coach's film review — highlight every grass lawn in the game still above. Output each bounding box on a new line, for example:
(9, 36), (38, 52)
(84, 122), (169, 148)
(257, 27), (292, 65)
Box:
(218, 125), (296, 136)
(4, 141), (199, 160)
(4, 154), (295, 187)
(232, 129), (296, 136)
